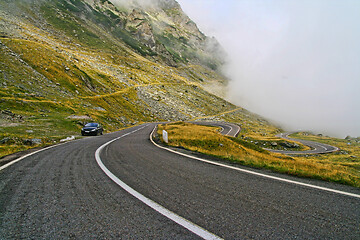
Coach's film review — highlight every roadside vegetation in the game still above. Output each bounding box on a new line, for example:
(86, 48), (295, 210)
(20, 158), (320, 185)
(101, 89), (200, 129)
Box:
(157, 122), (360, 187)
(290, 132), (360, 184)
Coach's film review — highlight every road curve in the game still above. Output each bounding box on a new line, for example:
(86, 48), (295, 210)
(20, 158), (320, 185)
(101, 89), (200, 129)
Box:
(194, 122), (338, 155)
(191, 121), (241, 137)
(1, 123), (359, 239)
(269, 132), (339, 155)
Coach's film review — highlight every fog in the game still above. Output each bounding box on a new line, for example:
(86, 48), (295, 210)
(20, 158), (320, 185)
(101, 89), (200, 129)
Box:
(177, 0), (360, 138)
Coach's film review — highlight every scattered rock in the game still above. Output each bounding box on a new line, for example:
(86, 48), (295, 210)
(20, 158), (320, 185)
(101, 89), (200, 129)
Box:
(60, 136), (75, 142)
(31, 139), (42, 145)
(94, 107), (106, 111)
(280, 142), (298, 148)
(23, 138), (42, 145)
(67, 115), (91, 120)
(1, 110), (24, 122)
(2, 110), (13, 115)
(0, 137), (10, 144)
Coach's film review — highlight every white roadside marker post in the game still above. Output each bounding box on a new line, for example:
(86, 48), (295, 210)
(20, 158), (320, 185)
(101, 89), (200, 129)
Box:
(162, 130), (169, 144)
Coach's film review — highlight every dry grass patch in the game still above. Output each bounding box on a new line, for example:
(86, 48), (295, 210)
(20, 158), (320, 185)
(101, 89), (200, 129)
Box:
(157, 122), (360, 187)
(290, 132), (360, 183)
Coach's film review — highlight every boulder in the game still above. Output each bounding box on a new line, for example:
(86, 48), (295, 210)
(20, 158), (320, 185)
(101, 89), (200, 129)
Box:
(23, 138), (42, 145)
(31, 139), (42, 145)
(0, 137), (10, 144)
(280, 142), (298, 148)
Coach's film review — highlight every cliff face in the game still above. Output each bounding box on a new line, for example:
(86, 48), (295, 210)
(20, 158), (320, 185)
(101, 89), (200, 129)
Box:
(87, 0), (225, 69)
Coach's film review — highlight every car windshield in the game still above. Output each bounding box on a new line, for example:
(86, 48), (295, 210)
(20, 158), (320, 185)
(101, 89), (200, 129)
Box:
(85, 123), (98, 127)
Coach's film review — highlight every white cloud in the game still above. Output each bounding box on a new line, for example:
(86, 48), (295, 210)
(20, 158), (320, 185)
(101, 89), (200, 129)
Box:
(178, 0), (360, 137)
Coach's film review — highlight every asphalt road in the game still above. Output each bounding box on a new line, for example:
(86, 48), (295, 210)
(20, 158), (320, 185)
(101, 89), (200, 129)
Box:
(1, 123), (359, 239)
(196, 122), (337, 155)
(270, 132), (339, 155)
(192, 121), (241, 137)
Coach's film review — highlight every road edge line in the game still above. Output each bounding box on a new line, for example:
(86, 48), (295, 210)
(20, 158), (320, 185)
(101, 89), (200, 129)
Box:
(95, 124), (223, 240)
(150, 125), (360, 199)
(0, 143), (66, 171)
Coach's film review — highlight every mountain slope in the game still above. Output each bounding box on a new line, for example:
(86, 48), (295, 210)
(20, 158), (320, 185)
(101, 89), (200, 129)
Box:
(0, 0), (279, 157)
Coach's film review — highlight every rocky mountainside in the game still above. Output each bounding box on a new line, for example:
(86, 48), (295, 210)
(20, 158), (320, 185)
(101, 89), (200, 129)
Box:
(91, 0), (226, 69)
(0, 0), (278, 156)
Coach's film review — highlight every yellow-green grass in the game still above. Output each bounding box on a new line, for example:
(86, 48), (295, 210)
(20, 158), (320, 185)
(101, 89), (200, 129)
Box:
(157, 122), (360, 187)
(0, 112), (80, 159)
(242, 136), (311, 151)
(0, 38), (233, 159)
(289, 133), (360, 181)
(0, 145), (33, 158)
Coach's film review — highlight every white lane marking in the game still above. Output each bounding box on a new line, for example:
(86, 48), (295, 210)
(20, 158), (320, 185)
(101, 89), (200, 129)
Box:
(227, 123), (240, 137)
(0, 143), (66, 171)
(224, 124), (232, 135)
(215, 123), (235, 137)
(314, 143), (327, 151)
(232, 124), (241, 137)
(219, 123), (240, 137)
(95, 124), (222, 240)
(277, 133), (339, 154)
(219, 126), (225, 134)
(150, 126), (360, 199)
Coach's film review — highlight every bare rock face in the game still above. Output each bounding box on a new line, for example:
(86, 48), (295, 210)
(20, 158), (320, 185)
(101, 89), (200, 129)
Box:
(157, 0), (181, 9)
(101, 0), (225, 70)
(126, 9), (157, 49)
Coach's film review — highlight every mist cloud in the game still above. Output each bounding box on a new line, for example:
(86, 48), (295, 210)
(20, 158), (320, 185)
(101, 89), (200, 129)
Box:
(178, 0), (360, 137)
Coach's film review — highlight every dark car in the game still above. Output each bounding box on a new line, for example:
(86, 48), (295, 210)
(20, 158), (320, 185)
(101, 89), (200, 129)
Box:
(81, 123), (103, 136)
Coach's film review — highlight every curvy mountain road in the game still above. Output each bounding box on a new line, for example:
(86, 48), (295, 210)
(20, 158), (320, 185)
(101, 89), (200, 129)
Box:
(201, 121), (338, 155)
(270, 132), (339, 155)
(193, 121), (241, 137)
(1, 123), (359, 239)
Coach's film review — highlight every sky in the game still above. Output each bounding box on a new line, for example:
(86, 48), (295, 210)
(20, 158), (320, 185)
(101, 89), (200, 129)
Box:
(177, 0), (360, 138)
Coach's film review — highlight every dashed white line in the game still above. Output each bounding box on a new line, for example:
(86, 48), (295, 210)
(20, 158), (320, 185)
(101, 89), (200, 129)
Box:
(95, 124), (223, 240)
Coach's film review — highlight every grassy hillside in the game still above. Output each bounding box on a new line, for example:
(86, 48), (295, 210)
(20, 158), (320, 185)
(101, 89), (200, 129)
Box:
(0, 0), (279, 158)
